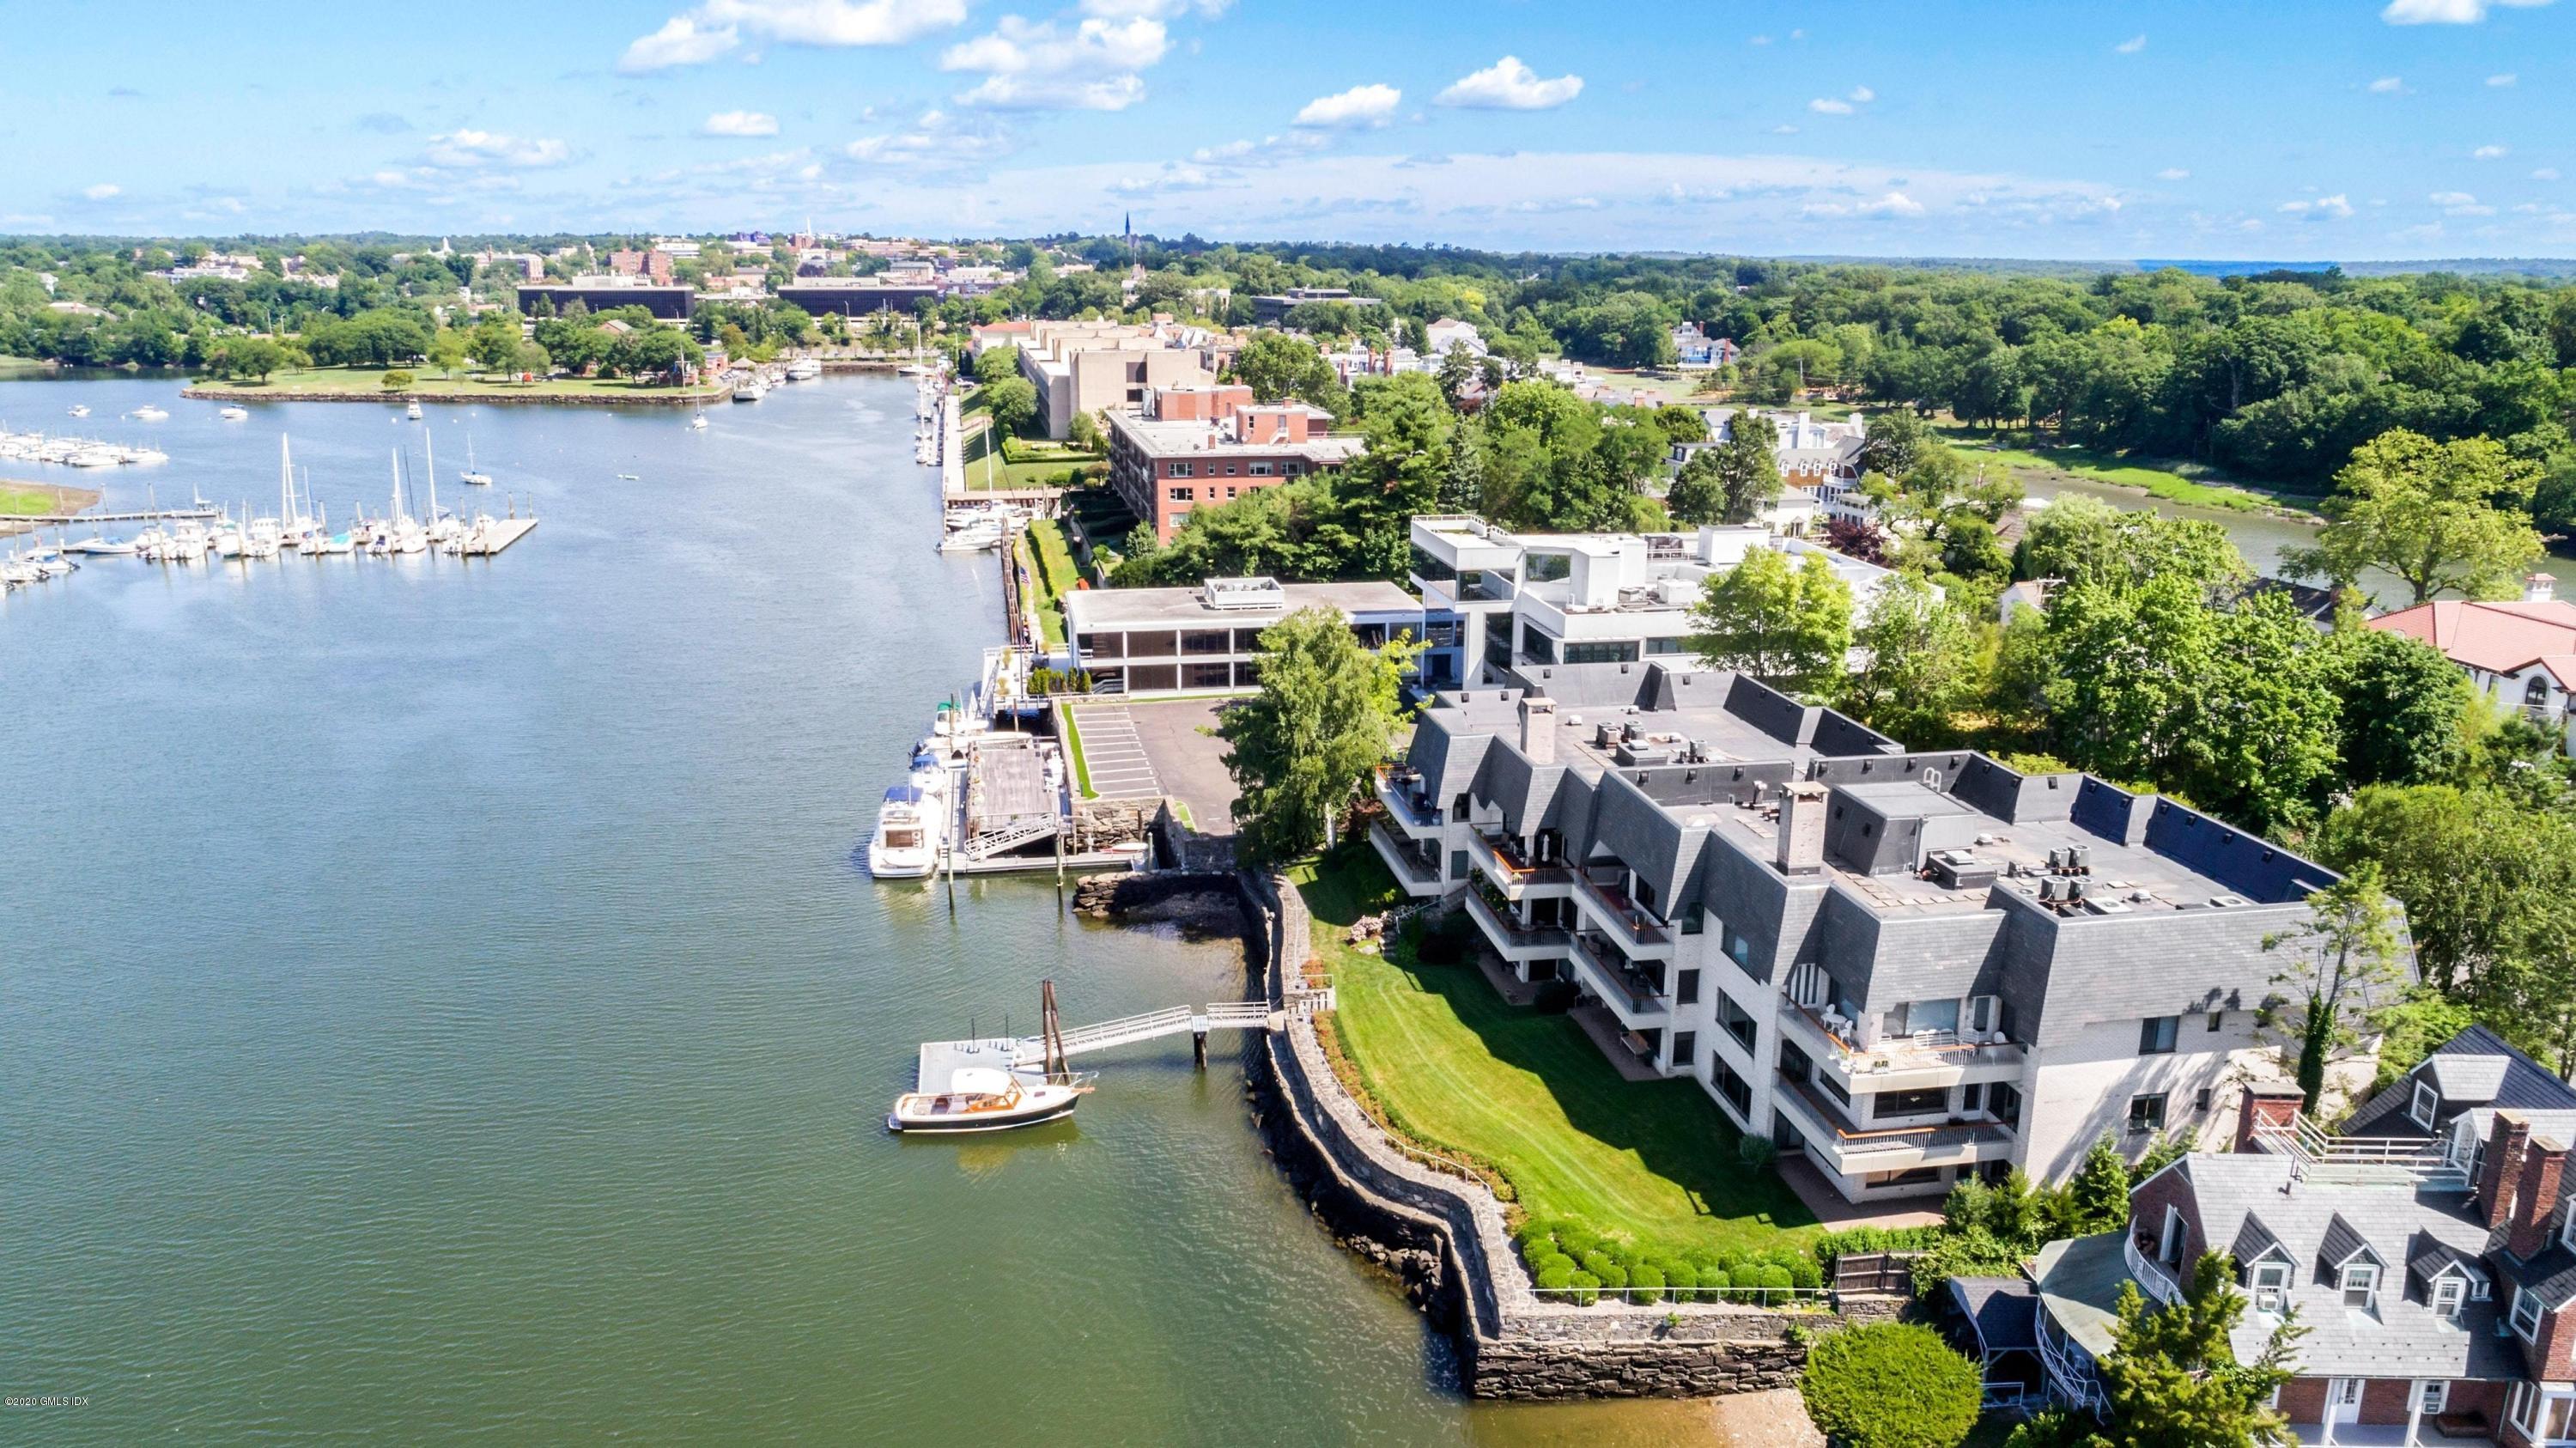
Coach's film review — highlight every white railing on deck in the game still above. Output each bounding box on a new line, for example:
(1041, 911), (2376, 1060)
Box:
(2123, 1234), (2184, 1306)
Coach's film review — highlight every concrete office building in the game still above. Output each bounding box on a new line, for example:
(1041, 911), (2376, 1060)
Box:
(1016, 321), (1214, 440)
(1063, 576), (1422, 698)
(514, 280), (696, 320)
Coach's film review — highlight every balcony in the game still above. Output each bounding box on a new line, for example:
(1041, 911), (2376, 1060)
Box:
(1572, 867), (1673, 955)
(1370, 820), (1448, 898)
(1372, 766), (1444, 837)
(1467, 830), (1571, 899)
(1464, 885), (1571, 961)
(1778, 1001), (2026, 1092)
(2123, 1233), (2184, 1307)
(1773, 1078), (2017, 1176)
(1569, 933), (1668, 1023)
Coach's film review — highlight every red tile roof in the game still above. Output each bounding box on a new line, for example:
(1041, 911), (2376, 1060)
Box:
(2366, 599), (2576, 675)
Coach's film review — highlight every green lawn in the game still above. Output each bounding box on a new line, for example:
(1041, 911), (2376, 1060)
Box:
(1931, 420), (2311, 514)
(190, 366), (726, 402)
(1016, 532), (1067, 648)
(1029, 517), (1084, 592)
(1292, 845), (1820, 1259)
(963, 426), (1090, 490)
(1058, 707), (1096, 799)
(1, 486), (58, 514)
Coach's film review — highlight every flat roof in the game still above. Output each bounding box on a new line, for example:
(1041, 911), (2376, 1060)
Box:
(1067, 580), (1419, 630)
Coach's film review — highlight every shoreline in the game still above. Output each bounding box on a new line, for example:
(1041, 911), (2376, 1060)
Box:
(179, 382), (728, 408)
(1, 481), (102, 536)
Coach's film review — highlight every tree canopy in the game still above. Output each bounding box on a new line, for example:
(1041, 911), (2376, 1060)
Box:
(1218, 608), (1420, 862)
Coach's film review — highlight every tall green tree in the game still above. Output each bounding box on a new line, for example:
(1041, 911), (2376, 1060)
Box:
(981, 375), (1038, 438)
(1665, 449), (1726, 525)
(2093, 1254), (2303, 1448)
(2283, 429), (2544, 606)
(1218, 608), (1421, 862)
(2321, 628), (2472, 788)
(2014, 493), (2248, 596)
(1687, 548), (1852, 696)
(2260, 865), (2412, 1115)
(1708, 410), (1783, 523)
(1843, 575), (1978, 745)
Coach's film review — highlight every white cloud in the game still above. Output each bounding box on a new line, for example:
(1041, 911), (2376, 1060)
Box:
(621, 0), (967, 72)
(2278, 192), (2354, 218)
(1435, 56), (1583, 110)
(2489, 72), (2519, 85)
(2368, 76), (2409, 93)
(703, 109), (780, 137)
(2115, 33), (2148, 52)
(943, 15), (1169, 111)
(2381, 0), (2554, 21)
(1294, 83), (1400, 129)
(81, 183), (120, 201)
(2157, 167), (2190, 180)
(2536, 167), (2564, 180)
(1809, 97), (1854, 115)
(2430, 189), (2478, 204)
(1848, 86), (1875, 103)
(844, 109), (1015, 167)
(2475, 143), (2510, 158)
(1860, 191), (1924, 216)
(1078, 0), (1227, 15)
(1771, 124), (1799, 135)
(424, 130), (573, 168)
(1189, 132), (1328, 166)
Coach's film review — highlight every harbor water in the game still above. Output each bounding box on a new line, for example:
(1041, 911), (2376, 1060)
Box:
(0, 374), (1704, 1445)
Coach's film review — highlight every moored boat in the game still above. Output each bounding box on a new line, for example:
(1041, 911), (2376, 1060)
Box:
(887, 1068), (1086, 1134)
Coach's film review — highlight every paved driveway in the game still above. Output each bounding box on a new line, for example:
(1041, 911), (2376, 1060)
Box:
(1066, 703), (1162, 801)
(1126, 699), (1242, 833)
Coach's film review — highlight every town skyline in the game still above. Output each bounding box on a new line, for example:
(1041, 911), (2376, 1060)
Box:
(12, 0), (2576, 258)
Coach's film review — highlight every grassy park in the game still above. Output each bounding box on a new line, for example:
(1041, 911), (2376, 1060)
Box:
(1292, 845), (1820, 1260)
(1929, 420), (2311, 514)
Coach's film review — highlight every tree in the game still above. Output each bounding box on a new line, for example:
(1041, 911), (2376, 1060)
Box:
(428, 330), (469, 378)
(1435, 342), (1479, 409)
(2322, 628), (2472, 788)
(1666, 449), (1727, 526)
(1218, 608), (1421, 862)
(1856, 405), (1934, 479)
(1688, 548), (1852, 696)
(469, 315), (522, 374)
(2260, 865), (2411, 1115)
(2014, 493), (2248, 596)
(1797, 1322), (1981, 1448)
(982, 376), (1039, 438)
(220, 336), (287, 381)
(1233, 332), (1337, 406)
(1844, 575), (1978, 745)
(1068, 411), (1105, 453)
(1707, 410), (1783, 523)
(2283, 429), (2543, 606)
(513, 341), (550, 379)
(975, 344), (1020, 386)
(2063, 1135), (2136, 1234)
(2093, 1253), (2302, 1448)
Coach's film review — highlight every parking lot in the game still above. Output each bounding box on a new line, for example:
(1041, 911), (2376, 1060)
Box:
(1066, 698), (1242, 833)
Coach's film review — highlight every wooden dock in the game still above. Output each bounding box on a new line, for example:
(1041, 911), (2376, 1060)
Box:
(461, 518), (538, 556)
(914, 1001), (1276, 1089)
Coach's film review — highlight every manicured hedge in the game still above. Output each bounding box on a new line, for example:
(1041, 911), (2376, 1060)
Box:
(1798, 1322), (1981, 1448)
(1513, 1221), (1826, 1306)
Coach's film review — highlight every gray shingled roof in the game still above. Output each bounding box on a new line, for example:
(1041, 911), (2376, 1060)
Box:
(2319, 1212), (2382, 1270)
(2233, 1214), (2288, 1267)
(2496, 1238), (2576, 1308)
(1950, 1275), (2041, 1354)
(2172, 1154), (2516, 1379)
(2408, 1230), (2487, 1288)
(2430, 1055), (2513, 1103)
(2348, 1025), (2576, 1138)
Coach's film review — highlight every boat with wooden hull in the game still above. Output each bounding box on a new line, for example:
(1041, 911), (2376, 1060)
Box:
(887, 1067), (1087, 1134)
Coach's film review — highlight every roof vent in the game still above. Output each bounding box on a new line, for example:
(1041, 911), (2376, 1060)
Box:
(2210, 893), (2252, 909)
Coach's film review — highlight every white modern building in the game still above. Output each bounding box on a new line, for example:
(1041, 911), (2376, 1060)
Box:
(1405, 514), (1910, 693)
(1064, 576), (1423, 698)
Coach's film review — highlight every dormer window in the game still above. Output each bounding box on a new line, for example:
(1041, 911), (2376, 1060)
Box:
(2250, 1260), (2290, 1313)
(2409, 1079), (2439, 1131)
(2433, 1274), (2467, 1322)
(2512, 1285), (2544, 1342)
(2341, 1262), (2380, 1311)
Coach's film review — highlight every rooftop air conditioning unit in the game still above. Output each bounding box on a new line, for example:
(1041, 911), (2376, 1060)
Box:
(2082, 897), (2132, 916)
(2038, 877), (2066, 903)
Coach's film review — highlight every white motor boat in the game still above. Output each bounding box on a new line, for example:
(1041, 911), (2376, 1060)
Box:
(219, 405), (249, 420)
(63, 534), (136, 557)
(66, 405), (88, 418)
(866, 766), (951, 879)
(128, 405), (168, 422)
(731, 377), (768, 403)
(689, 411), (708, 431)
(0, 554), (38, 587)
(245, 517), (283, 558)
(405, 401), (423, 420)
(887, 1068), (1088, 1134)
(307, 530), (355, 557)
(787, 356), (823, 381)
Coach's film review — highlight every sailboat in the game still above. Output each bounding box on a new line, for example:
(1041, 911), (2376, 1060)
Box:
(423, 432), (460, 548)
(459, 434), (492, 486)
(689, 411), (708, 431)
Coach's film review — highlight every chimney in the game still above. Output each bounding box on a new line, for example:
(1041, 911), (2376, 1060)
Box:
(1517, 695), (1557, 764)
(2482, 1111), (2535, 1231)
(2526, 572), (2557, 605)
(1777, 782), (1829, 876)
(2233, 1083), (2307, 1154)
(2511, 1135), (2569, 1262)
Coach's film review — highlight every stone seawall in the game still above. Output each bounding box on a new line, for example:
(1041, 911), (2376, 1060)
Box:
(1229, 871), (1837, 1401)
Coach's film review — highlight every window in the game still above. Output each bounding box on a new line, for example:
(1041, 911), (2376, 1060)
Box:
(2433, 1275), (2467, 1322)
(2341, 1262), (2379, 1311)
(2195, 1086), (2214, 1114)
(2207, 1011), (2223, 1032)
(2139, 1016), (2180, 1055)
(2251, 1261), (2289, 1313)
(1963, 1083), (1986, 1113)
(1670, 1031), (1697, 1068)
(2417, 1381), (2448, 1416)
(1874, 1086), (1950, 1119)
(1223, 462), (1239, 476)
(2513, 1285), (2544, 1342)
(2409, 1079), (2439, 1131)
(2127, 1092), (2169, 1135)
(2159, 1205), (2186, 1264)
(1903, 999), (1961, 1037)
(1675, 969), (1700, 1007)
(1249, 462), (1273, 476)
(1168, 486), (1194, 502)
(1167, 461), (1194, 478)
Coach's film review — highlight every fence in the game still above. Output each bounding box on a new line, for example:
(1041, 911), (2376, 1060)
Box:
(1831, 1250), (1921, 1296)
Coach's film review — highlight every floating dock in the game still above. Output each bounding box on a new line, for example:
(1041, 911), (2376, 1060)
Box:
(461, 517), (538, 556)
(914, 1001), (1276, 1091)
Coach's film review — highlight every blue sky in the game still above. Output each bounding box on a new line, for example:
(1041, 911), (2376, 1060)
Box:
(7, 0), (2573, 258)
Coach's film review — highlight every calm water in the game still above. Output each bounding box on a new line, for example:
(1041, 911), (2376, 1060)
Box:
(0, 375), (1708, 1445)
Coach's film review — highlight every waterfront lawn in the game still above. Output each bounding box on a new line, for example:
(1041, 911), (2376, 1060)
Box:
(1, 485), (58, 514)
(1292, 845), (1820, 1259)
(1017, 528), (1068, 648)
(963, 426), (1086, 490)
(194, 366), (724, 401)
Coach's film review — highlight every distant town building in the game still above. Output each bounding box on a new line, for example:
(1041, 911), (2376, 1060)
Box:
(774, 280), (939, 317)
(1425, 318), (1485, 357)
(1102, 383), (1364, 541)
(514, 279), (695, 320)
(1672, 323), (1740, 370)
(609, 249), (675, 284)
(1249, 286), (1385, 324)
(1017, 320), (1214, 441)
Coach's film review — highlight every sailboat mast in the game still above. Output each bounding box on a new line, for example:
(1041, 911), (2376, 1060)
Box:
(425, 427), (438, 520)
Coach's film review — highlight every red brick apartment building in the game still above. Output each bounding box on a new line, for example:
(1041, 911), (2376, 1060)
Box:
(1102, 385), (1365, 542)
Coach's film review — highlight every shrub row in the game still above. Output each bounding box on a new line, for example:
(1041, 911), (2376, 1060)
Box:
(1513, 1218), (1822, 1307)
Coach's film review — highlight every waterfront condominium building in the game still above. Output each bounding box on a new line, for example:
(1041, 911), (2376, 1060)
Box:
(1015, 320), (1215, 440)
(1063, 575), (1422, 698)
(1405, 514), (1907, 692)
(1102, 384), (1367, 542)
(1372, 658), (2391, 1204)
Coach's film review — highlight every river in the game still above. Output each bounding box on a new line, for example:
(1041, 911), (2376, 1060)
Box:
(0, 374), (1716, 1445)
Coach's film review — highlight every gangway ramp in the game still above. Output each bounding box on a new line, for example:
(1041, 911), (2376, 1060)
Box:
(912, 996), (1274, 1090)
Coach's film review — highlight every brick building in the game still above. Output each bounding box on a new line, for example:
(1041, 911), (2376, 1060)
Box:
(1101, 384), (1363, 542)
